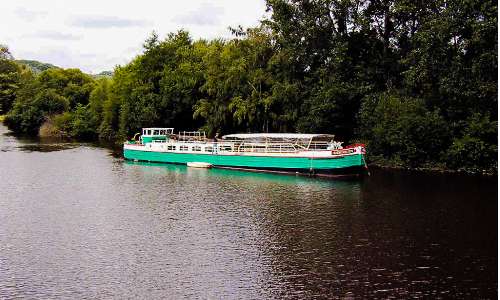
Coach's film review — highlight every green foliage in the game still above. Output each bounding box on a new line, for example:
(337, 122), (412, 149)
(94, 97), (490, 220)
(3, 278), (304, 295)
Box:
(114, 30), (207, 138)
(194, 28), (295, 135)
(0, 59), (24, 113)
(88, 78), (110, 124)
(359, 93), (450, 167)
(53, 112), (73, 134)
(5, 67), (94, 134)
(71, 104), (97, 138)
(33, 88), (69, 114)
(446, 113), (497, 172)
(37, 68), (95, 108)
(6, 87), (69, 134)
(98, 83), (121, 140)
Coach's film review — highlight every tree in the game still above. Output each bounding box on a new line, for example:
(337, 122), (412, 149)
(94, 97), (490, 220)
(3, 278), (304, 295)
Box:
(0, 44), (13, 60)
(5, 67), (95, 134)
(89, 78), (111, 126)
(359, 92), (449, 167)
(71, 104), (97, 138)
(114, 30), (208, 138)
(0, 59), (23, 113)
(37, 68), (95, 108)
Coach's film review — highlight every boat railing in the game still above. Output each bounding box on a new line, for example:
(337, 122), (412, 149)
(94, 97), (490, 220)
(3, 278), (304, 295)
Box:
(219, 140), (334, 153)
(147, 137), (337, 153)
(308, 142), (333, 150)
(169, 139), (209, 144)
(177, 131), (207, 142)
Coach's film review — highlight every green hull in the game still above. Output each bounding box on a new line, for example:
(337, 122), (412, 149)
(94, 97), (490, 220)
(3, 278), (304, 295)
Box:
(124, 148), (367, 176)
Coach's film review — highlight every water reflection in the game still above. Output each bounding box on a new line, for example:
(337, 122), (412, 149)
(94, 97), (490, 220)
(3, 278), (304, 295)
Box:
(121, 160), (366, 298)
(124, 159), (356, 188)
(16, 143), (80, 152)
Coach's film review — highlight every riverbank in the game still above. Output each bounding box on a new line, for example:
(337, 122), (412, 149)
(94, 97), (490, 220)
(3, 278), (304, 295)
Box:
(0, 121), (495, 177)
(368, 163), (497, 177)
(367, 154), (497, 176)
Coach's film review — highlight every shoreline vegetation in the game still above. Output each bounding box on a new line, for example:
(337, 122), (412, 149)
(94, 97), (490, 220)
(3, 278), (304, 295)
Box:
(0, 118), (495, 176)
(0, 0), (497, 175)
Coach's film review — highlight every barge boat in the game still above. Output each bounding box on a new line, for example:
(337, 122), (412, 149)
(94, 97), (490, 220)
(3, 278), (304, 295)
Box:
(123, 128), (369, 178)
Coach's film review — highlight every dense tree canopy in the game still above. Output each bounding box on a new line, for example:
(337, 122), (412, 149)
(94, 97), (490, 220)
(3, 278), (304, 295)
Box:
(5, 68), (94, 134)
(0, 59), (24, 114)
(1, 0), (497, 173)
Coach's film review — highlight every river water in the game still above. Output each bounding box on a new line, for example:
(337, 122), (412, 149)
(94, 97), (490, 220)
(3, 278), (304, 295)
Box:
(0, 124), (496, 299)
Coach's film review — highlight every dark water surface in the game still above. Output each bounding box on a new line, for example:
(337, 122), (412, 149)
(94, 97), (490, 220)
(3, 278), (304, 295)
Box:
(0, 124), (496, 299)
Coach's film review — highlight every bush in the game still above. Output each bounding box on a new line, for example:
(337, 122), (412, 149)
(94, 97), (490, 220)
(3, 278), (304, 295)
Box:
(70, 104), (97, 139)
(53, 112), (74, 135)
(446, 114), (497, 173)
(359, 92), (450, 167)
(5, 88), (69, 134)
(32, 89), (69, 114)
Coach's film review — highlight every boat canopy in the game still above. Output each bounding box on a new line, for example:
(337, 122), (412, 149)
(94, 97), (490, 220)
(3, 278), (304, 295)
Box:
(222, 133), (334, 140)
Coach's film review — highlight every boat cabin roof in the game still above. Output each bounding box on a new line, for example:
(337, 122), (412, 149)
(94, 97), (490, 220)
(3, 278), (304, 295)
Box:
(142, 128), (174, 136)
(222, 133), (335, 140)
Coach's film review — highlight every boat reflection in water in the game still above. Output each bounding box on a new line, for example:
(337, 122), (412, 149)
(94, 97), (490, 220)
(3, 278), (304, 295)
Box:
(124, 159), (362, 191)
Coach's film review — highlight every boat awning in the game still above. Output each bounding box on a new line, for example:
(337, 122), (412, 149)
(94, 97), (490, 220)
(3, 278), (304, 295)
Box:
(222, 133), (334, 140)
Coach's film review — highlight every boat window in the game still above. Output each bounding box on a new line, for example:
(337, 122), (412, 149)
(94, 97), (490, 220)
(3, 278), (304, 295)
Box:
(153, 130), (159, 135)
(254, 145), (266, 152)
(193, 146), (202, 152)
(205, 146), (213, 152)
(179, 145), (189, 151)
(167, 145), (176, 151)
(219, 145), (232, 152)
(147, 130), (151, 135)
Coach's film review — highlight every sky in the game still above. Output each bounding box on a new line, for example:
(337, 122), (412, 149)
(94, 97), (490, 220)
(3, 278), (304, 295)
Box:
(1, 0), (267, 73)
